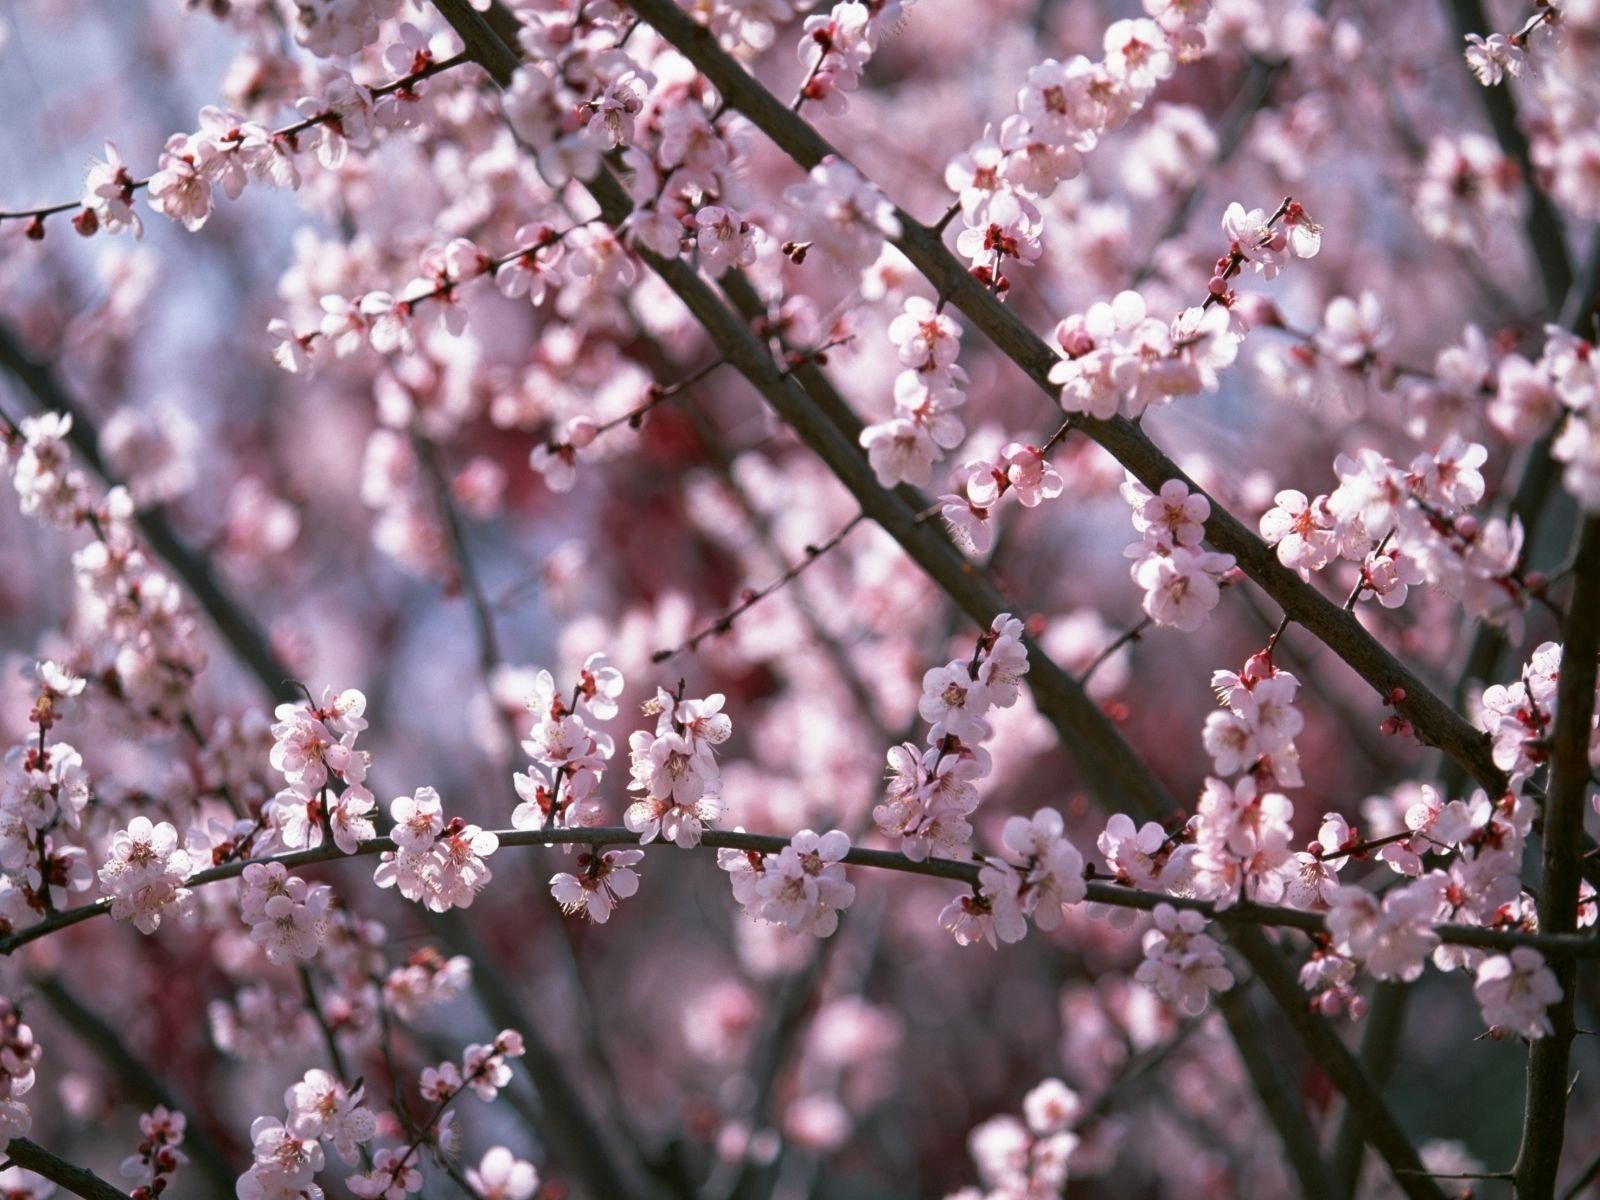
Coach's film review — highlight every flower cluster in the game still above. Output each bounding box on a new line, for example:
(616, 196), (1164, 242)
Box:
(119, 1106), (188, 1199)
(267, 687), (376, 855)
(3, 423), (209, 728)
(1257, 436), (1529, 631)
(97, 816), (193, 934)
(793, 1), (911, 114)
(237, 1069), (376, 1200)
(948, 808), (1088, 948)
(1478, 641), (1563, 786)
(720, 828), (857, 937)
(1121, 476), (1234, 631)
(1049, 200), (1318, 423)
(240, 861), (334, 965)
(1050, 289), (1236, 422)
(504, 14), (655, 187)
(938, 440), (1066, 557)
(874, 614), (1030, 861)
(346, 1032), (523, 1199)
(1414, 133), (1523, 246)
(624, 686), (731, 848)
(373, 787), (500, 912)
(1133, 904), (1233, 1015)
(1204, 652), (1305, 786)
(6, 412), (90, 527)
(513, 656), (623, 834)
(947, 2), (1212, 290)
(79, 35), (450, 242)
(272, 228), (573, 375)
(1325, 787), (1537, 1004)
(0, 998), (40, 1140)
(0, 735), (92, 912)
(859, 296), (968, 489)
(384, 947), (472, 1020)
(942, 1077), (1081, 1199)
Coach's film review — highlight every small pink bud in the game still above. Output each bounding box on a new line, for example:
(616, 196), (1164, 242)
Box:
(567, 417), (600, 448)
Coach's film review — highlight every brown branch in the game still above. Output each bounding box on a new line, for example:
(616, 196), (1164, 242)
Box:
(2, 1137), (133, 1200)
(1514, 515), (1600, 1198)
(8, 824), (1594, 961)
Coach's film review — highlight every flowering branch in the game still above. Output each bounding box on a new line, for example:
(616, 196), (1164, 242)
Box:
(0, 52), (474, 234)
(7, 824), (1597, 961)
(610, 0), (1512, 802)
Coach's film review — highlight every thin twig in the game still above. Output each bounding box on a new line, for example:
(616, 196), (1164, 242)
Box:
(654, 512), (867, 661)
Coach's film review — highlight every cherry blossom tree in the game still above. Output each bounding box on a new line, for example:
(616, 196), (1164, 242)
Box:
(0, 0), (1598, 1197)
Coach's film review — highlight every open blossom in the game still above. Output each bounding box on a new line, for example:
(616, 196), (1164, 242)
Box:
(468, 1147), (539, 1200)
(1474, 947), (1561, 1039)
(81, 140), (142, 237)
(550, 847), (644, 923)
(1130, 544), (1234, 631)
(1259, 489), (1336, 577)
(1463, 32), (1525, 86)
(890, 297), (962, 371)
(1125, 476), (1208, 548)
(919, 662), (991, 742)
(146, 133), (215, 231)
(1134, 904), (1233, 1014)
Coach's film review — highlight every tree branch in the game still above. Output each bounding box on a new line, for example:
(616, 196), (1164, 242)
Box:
(611, 0), (1509, 801)
(1514, 515), (1600, 1198)
(2, 1137), (133, 1200)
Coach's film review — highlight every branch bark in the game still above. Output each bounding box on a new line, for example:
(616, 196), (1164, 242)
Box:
(2, 1137), (132, 1200)
(1514, 516), (1600, 1198)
